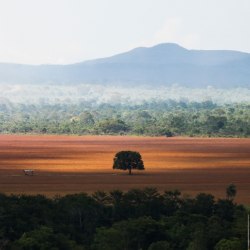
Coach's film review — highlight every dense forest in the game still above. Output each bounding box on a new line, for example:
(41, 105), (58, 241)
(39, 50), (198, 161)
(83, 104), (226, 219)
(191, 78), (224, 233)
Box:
(0, 100), (250, 137)
(0, 187), (247, 250)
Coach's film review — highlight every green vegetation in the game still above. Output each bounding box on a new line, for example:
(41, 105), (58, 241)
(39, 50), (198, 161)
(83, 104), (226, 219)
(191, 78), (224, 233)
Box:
(0, 100), (250, 137)
(113, 151), (144, 175)
(226, 184), (237, 200)
(0, 187), (248, 249)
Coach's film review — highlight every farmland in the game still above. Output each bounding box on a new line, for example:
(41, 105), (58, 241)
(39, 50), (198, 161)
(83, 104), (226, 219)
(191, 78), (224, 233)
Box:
(0, 135), (250, 204)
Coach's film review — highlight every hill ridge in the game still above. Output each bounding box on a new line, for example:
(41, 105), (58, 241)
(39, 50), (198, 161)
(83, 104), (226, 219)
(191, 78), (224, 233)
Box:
(0, 43), (250, 88)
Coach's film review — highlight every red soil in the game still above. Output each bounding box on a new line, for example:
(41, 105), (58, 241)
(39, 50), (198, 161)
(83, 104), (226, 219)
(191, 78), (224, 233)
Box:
(0, 135), (250, 204)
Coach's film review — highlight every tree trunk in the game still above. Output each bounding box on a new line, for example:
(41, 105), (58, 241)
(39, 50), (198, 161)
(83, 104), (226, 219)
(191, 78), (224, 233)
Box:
(129, 168), (132, 175)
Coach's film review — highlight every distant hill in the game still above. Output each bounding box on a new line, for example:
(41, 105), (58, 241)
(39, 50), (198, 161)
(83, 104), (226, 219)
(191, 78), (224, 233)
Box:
(0, 43), (250, 88)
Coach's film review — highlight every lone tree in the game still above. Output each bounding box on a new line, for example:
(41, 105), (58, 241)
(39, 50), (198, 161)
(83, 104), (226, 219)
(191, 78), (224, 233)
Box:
(226, 183), (237, 200)
(113, 151), (144, 175)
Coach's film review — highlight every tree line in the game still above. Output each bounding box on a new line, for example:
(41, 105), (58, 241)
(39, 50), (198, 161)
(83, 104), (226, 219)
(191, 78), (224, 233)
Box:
(0, 100), (250, 137)
(0, 186), (248, 249)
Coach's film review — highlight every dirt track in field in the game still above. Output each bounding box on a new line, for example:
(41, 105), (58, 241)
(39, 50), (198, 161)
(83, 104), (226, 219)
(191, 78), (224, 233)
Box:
(0, 135), (250, 204)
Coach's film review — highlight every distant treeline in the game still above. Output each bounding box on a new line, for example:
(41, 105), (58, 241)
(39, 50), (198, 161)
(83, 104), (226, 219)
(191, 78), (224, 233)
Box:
(0, 187), (248, 250)
(0, 100), (250, 137)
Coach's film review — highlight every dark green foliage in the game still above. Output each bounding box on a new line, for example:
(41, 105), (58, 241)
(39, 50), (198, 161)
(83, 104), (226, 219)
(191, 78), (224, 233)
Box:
(162, 190), (182, 216)
(12, 226), (81, 250)
(96, 119), (129, 134)
(0, 101), (250, 137)
(113, 151), (144, 175)
(194, 193), (215, 217)
(226, 183), (237, 200)
(214, 238), (243, 250)
(0, 186), (248, 249)
(93, 217), (166, 250)
(215, 199), (236, 221)
(148, 241), (172, 250)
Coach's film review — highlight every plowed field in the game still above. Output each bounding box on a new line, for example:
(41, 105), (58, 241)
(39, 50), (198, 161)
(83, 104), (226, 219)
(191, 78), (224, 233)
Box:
(0, 135), (250, 204)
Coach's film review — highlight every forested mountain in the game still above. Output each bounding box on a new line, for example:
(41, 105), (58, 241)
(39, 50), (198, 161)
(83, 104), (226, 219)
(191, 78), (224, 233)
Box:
(0, 43), (250, 87)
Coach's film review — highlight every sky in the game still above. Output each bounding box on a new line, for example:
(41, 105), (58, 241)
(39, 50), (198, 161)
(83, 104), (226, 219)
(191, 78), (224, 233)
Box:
(0, 0), (249, 65)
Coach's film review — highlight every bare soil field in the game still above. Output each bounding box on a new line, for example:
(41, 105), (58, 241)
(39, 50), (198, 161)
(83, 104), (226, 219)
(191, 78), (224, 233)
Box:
(0, 135), (250, 204)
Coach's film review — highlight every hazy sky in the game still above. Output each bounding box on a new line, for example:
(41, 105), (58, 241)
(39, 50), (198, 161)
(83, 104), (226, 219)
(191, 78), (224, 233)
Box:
(0, 0), (249, 64)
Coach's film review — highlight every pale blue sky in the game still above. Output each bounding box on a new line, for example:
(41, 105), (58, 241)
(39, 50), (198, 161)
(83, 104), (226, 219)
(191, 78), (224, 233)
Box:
(0, 0), (249, 64)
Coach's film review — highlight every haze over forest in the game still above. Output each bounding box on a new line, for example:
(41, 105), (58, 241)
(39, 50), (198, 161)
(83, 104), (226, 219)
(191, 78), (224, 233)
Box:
(1, 44), (250, 138)
(0, 1), (249, 138)
(0, 43), (250, 105)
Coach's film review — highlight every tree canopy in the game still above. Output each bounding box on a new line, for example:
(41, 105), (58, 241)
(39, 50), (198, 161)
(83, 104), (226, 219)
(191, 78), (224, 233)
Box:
(0, 100), (250, 137)
(0, 186), (247, 250)
(226, 183), (237, 200)
(113, 151), (144, 175)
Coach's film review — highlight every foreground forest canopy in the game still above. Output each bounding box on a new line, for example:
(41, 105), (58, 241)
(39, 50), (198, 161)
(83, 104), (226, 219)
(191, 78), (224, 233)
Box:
(0, 100), (250, 137)
(0, 188), (247, 250)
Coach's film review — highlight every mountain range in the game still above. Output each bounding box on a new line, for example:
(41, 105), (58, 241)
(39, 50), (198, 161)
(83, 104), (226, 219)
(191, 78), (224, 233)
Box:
(0, 43), (250, 88)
